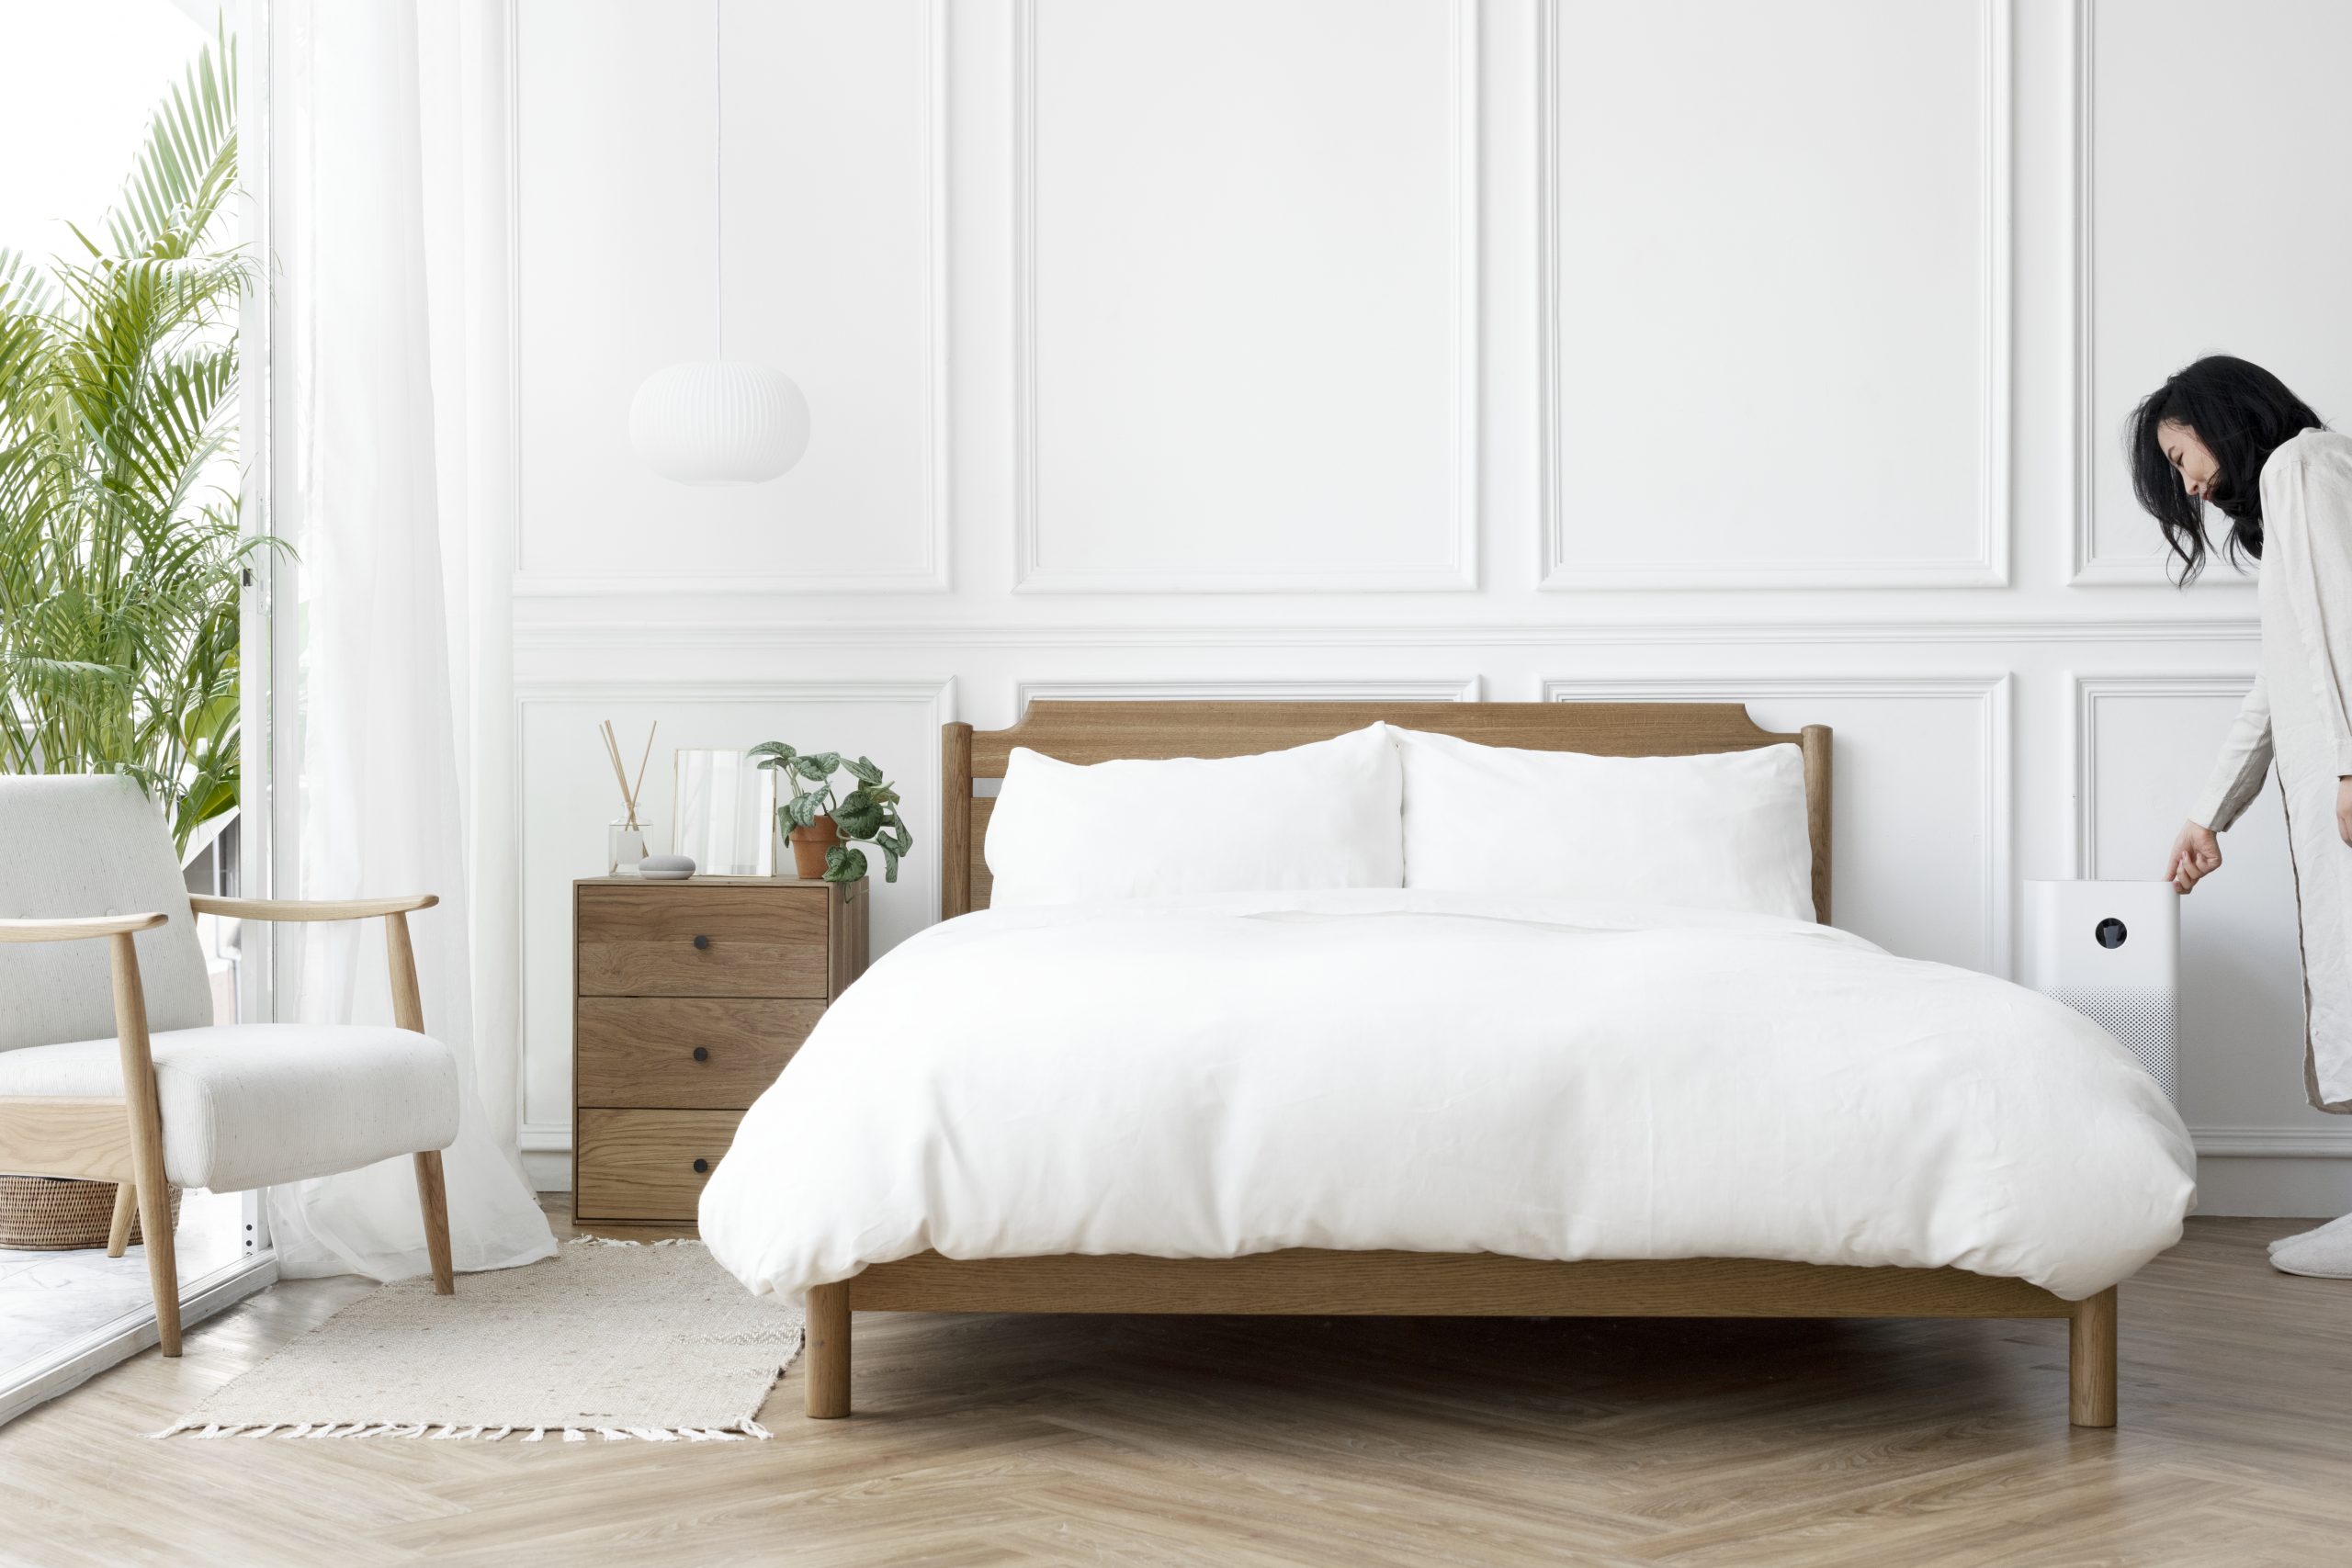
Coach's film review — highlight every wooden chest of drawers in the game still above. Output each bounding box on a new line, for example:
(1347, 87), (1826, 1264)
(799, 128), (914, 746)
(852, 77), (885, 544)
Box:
(571, 875), (868, 1225)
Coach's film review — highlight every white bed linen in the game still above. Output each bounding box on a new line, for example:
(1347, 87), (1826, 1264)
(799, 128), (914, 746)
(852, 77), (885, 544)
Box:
(701, 891), (2195, 1303)
(1393, 729), (1815, 919)
(984, 722), (1402, 907)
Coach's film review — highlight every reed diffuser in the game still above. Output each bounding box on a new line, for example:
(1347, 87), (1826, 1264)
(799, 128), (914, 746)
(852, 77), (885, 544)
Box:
(601, 719), (656, 874)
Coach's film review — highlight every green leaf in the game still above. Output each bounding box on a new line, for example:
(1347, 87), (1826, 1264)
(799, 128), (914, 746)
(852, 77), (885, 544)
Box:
(823, 844), (868, 884)
(181, 691), (233, 747)
(833, 795), (885, 839)
(792, 751), (840, 781)
(747, 740), (797, 766)
(880, 844), (900, 883)
(842, 755), (883, 785)
(0, 27), (263, 854)
(783, 791), (826, 829)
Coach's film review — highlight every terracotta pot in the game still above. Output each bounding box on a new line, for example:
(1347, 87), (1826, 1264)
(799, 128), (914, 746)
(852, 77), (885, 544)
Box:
(788, 813), (840, 879)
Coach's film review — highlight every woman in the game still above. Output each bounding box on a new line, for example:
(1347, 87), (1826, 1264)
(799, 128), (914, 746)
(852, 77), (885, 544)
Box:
(2145, 355), (2352, 1277)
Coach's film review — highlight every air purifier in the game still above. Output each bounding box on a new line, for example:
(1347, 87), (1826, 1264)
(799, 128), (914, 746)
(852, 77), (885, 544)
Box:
(2021, 880), (2180, 1102)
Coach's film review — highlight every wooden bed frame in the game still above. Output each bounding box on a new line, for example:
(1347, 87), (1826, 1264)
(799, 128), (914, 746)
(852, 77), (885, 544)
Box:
(800, 701), (2119, 1427)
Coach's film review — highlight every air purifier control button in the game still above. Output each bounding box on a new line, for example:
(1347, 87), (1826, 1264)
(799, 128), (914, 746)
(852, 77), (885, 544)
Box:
(2095, 918), (2128, 949)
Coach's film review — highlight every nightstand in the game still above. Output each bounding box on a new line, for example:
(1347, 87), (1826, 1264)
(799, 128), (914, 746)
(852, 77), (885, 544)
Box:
(571, 874), (869, 1226)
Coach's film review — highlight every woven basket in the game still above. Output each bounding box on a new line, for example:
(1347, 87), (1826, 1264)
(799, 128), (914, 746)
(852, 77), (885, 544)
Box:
(0, 1175), (182, 1251)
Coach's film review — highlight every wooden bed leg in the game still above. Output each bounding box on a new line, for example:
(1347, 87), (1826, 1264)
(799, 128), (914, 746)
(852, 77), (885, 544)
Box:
(2069, 1286), (2117, 1427)
(806, 1281), (852, 1418)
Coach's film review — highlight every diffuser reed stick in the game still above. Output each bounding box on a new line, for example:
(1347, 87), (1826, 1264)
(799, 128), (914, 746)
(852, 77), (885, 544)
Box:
(600, 720), (656, 831)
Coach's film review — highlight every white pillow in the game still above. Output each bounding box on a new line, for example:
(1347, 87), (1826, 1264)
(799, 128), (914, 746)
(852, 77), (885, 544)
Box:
(984, 723), (1403, 908)
(1392, 727), (1815, 920)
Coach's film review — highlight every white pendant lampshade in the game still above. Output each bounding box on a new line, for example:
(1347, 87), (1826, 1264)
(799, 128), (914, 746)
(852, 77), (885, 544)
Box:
(628, 362), (810, 485)
(630, 0), (808, 486)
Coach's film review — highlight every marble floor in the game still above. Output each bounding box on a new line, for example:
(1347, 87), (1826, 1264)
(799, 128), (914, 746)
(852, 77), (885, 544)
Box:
(0, 1188), (247, 1384)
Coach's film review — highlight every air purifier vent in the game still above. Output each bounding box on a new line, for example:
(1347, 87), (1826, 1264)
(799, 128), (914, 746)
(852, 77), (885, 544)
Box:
(2021, 880), (2181, 1105)
(2041, 988), (2177, 1100)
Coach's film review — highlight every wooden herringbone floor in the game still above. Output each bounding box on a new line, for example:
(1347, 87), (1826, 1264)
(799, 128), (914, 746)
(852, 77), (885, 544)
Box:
(1, 1214), (2346, 1566)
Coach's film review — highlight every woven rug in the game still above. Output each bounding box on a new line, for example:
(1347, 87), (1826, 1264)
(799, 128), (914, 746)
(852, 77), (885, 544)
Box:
(155, 1238), (802, 1443)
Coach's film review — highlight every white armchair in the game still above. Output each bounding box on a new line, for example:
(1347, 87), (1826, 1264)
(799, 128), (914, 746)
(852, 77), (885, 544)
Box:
(0, 776), (459, 1356)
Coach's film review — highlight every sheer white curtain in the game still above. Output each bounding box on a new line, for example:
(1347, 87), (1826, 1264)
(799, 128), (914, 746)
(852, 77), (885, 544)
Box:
(269, 0), (551, 1280)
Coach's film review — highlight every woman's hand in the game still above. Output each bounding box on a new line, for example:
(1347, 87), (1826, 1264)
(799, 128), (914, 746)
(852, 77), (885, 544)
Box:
(2168, 820), (2222, 894)
(2338, 778), (2352, 847)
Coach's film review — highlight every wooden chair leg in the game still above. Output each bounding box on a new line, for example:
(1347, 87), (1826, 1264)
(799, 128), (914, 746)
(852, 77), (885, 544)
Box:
(388, 914), (456, 1297)
(109, 933), (181, 1357)
(106, 1181), (137, 1258)
(131, 1174), (181, 1355)
(413, 1150), (454, 1295)
(805, 1281), (852, 1418)
(2070, 1286), (2118, 1427)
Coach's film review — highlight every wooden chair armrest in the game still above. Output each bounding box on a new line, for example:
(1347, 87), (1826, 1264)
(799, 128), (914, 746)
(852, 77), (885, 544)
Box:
(188, 894), (439, 923)
(0, 913), (169, 944)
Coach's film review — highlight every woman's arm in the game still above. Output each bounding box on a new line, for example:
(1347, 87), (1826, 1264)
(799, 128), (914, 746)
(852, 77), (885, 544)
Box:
(2187, 674), (2275, 834)
(2171, 675), (2268, 892)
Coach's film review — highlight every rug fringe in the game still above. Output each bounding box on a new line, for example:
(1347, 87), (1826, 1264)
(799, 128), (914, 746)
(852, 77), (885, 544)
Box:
(567, 1234), (696, 1249)
(156, 1416), (774, 1444)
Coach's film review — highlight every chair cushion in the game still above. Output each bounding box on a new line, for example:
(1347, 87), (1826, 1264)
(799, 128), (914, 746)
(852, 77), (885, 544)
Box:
(0, 1025), (460, 1192)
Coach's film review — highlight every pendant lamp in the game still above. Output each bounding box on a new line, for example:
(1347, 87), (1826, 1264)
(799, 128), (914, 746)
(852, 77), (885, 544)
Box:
(628, 0), (810, 485)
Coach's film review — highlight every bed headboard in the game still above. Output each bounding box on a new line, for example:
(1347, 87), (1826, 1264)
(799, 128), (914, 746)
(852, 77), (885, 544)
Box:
(941, 701), (1833, 924)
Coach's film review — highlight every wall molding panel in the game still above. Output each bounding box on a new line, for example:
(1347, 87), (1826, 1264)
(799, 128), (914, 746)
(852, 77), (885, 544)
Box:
(2069, 670), (2255, 878)
(1540, 0), (2013, 591)
(2064, 0), (2157, 586)
(2067, 0), (2177, 588)
(511, 0), (953, 597)
(1011, 0), (1480, 593)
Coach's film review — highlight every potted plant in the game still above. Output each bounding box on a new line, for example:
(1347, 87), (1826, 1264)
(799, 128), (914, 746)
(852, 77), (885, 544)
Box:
(748, 742), (915, 884)
(1, 30), (272, 857)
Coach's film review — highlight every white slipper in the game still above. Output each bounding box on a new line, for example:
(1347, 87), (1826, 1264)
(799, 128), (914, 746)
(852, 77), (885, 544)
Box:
(2268, 1210), (2352, 1278)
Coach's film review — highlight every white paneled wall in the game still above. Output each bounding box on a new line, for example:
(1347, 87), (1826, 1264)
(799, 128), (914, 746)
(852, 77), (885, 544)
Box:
(503, 0), (2345, 1213)
(2079, 0), (2352, 582)
(1018, 0), (1477, 591)
(1544, 0), (2004, 588)
(515, 0), (945, 592)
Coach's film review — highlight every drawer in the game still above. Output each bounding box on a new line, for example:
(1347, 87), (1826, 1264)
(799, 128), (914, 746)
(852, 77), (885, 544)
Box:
(577, 886), (829, 998)
(576, 997), (822, 1110)
(575, 1109), (743, 1222)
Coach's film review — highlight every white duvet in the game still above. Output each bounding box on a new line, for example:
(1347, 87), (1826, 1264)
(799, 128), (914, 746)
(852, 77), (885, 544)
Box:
(701, 891), (2196, 1303)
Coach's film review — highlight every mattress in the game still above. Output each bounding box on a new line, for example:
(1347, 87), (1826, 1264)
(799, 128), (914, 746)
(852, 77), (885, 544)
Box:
(700, 890), (2196, 1303)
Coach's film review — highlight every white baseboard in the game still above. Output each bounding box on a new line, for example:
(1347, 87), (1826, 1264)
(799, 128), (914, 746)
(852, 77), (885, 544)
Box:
(2194, 1156), (2352, 1219)
(521, 1148), (571, 1193)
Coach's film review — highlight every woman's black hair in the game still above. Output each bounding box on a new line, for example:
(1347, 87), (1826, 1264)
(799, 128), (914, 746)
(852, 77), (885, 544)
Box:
(2131, 355), (2324, 584)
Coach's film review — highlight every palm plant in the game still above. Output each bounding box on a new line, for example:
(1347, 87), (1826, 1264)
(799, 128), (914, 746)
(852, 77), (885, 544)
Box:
(0, 31), (272, 855)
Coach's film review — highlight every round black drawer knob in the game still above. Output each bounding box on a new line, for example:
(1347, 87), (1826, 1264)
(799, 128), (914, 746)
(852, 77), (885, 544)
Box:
(692, 1157), (710, 1174)
(692, 1046), (710, 1062)
(692, 934), (710, 950)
